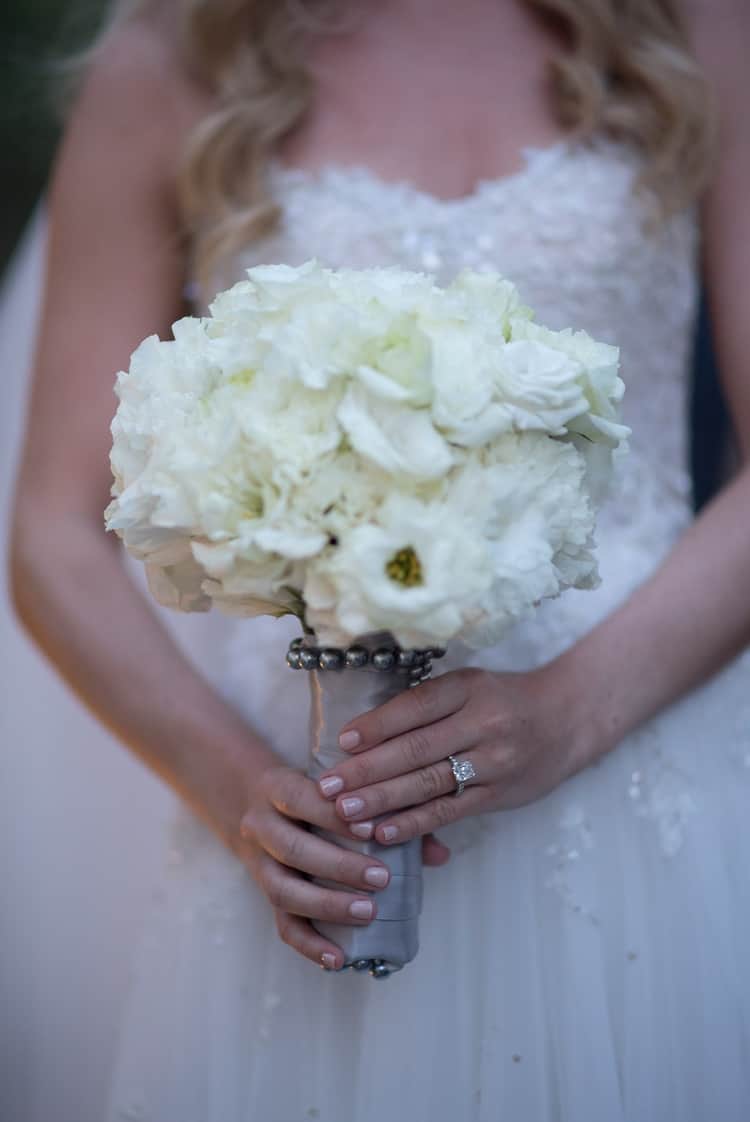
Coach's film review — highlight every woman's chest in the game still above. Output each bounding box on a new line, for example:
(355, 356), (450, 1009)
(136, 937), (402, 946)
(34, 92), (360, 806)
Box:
(279, 6), (567, 200)
(223, 140), (697, 340)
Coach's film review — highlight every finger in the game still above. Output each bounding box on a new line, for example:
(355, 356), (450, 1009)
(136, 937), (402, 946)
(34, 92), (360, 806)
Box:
(334, 754), (465, 823)
(260, 854), (379, 926)
(262, 811), (391, 892)
(371, 785), (488, 846)
(260, 767), (359, 839)
(273, 909), (346, 971)
(337, 671), (468, 753)
(318, 713), (474, 799)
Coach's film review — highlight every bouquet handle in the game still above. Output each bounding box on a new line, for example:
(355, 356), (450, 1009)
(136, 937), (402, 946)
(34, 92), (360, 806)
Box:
(288, 633), (439, 978)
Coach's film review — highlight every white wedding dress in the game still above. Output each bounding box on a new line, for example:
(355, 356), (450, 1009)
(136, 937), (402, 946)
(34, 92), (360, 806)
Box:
(4, 134), (748, 1121)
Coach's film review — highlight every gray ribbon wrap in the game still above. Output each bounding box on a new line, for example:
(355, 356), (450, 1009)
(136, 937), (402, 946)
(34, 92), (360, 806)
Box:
(304, 635), (423, 975)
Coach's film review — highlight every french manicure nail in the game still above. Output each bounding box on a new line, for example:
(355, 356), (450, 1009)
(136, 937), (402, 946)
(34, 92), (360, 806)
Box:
(380, 826), (399, 842)
(349, 899), (373, 919)
(339, 730), (361, 750)
(341, 796), (364, 818)
(349, 821), (374, 839)
(321, 952), (337, 970)
(364, 866), (389, 888)
(319, 776), (344, 797)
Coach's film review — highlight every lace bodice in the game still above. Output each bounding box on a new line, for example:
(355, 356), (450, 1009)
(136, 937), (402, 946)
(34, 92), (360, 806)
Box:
(198, 134), (700, 656)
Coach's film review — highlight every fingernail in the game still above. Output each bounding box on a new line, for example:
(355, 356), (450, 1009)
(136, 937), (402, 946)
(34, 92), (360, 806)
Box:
(364, 866), (389, 888)
(339, 730), (361, 750)
(349, 899), (373, 919)
(321, 952), (337, 970)
(318, 776), (344, 797)
(350, 821), (374, 839)
(380, 826), (399, 842)
(341, 796), (364, 818)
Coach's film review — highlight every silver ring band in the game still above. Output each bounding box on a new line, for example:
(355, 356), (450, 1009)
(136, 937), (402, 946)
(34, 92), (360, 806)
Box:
(447, 753), (477, 797)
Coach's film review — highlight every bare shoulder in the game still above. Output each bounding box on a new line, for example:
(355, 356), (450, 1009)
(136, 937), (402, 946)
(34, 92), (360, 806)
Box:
(679, 0), (750, 126)
(19, 13), (217, 520)
(678, 0), (749, 45)
(62, 12), (213, 182)
(674, 0), (750, 206)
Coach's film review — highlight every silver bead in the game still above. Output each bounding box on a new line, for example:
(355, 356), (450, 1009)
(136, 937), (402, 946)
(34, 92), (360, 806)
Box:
(426, 647), (446, 660)
(299, 648), (319, 670)
(351, 958), (372, 972)
(318, 648), (344, 671)
(289, 637), (304, 651)
(370, 960), (392, 978)
(344, 646), (368, 668)
(396, 649), (418, 667)
(286, 649), (302, 669)
(372, 649), (396, 670)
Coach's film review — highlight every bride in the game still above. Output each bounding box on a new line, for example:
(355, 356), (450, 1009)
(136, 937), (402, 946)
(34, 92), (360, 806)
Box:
(7, 0), (750, 1118)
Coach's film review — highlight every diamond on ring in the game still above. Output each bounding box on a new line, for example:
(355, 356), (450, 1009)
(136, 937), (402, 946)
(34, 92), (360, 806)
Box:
(448, 753), (477, 796)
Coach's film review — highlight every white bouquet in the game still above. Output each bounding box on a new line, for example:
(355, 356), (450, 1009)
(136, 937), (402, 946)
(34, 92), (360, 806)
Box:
(105, 260), (628, 647)
(105, 260), (628, 977)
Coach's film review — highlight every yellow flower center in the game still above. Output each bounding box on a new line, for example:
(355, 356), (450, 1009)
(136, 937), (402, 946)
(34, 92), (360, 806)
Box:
(385, 546), (424, 587)
(229, 367), (256, 387)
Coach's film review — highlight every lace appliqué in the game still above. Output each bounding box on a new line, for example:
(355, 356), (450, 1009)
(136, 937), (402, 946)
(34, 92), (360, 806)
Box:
(545, 804), (599, 926)
(544, 728), (700, 924)
(626, 729), (698, 858)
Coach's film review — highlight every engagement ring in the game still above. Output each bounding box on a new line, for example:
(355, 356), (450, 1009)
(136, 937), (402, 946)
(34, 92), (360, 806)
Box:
(447, 753), (477, 797)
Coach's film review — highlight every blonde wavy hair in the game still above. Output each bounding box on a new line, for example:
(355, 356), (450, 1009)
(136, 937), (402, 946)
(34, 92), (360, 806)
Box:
(87, 0), (716, 293)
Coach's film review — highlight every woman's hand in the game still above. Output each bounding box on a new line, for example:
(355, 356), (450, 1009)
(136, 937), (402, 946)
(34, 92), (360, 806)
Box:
(232, 757), (451, 971)
(315, 662), (603, 848)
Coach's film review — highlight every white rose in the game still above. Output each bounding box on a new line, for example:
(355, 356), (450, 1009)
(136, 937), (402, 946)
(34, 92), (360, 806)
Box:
(491, 339), (590, 433)
(509, 318), (630, 448)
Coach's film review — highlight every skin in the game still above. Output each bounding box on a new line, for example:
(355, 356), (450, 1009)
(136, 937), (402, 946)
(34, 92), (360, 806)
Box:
(9, 0), (750, 973)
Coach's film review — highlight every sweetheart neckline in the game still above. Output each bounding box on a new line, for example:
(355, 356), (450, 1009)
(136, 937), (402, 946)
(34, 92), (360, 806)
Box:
(267, 136), (590, 210)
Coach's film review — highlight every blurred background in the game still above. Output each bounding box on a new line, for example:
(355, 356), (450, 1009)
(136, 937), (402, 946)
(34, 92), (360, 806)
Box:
(0, 0), (105, 269)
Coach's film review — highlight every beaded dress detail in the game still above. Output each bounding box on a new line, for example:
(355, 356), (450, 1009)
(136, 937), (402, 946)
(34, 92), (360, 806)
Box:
(106, 136), (750, 1122)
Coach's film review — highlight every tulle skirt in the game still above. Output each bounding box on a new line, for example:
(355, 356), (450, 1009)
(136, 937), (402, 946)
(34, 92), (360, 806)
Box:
(104, 611), (750, 1122)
